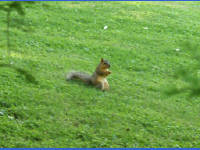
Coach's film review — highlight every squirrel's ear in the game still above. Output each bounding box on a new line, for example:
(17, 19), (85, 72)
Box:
(101, 58), (104, 62)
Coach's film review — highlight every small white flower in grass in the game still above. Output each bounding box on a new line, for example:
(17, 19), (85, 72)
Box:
(143, 27), (148, 30)
(0, 111), (4, 116)
(104, 25), (108, 30)
(10, 61), (13, 65)
(175, 48), (180, 51)
(8, 116), (14, 120)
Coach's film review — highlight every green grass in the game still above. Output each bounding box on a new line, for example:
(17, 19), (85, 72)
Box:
(0, 1), (200, 148)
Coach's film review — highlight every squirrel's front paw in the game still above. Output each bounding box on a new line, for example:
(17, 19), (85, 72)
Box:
(107, 71), (111, 75)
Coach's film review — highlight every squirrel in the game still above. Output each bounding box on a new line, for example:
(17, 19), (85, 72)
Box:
(66, 58), (111, 91)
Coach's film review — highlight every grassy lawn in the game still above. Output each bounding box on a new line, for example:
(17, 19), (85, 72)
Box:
(0, 1), (200, 147)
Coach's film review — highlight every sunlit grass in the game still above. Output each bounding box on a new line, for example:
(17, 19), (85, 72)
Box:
(0, 2), (200, 148)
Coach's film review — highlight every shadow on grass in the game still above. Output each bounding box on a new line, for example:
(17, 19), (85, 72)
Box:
(0, 63), (38, 84)
(67, 79), (98, 91)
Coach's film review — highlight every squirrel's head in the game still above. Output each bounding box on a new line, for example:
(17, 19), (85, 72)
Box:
(100, 58), (110, 69)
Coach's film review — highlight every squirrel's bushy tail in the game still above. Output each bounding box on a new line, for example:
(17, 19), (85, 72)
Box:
(66, 71), (91, 84)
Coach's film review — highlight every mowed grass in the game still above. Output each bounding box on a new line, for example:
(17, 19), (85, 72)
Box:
(0, 2), (200, 147)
